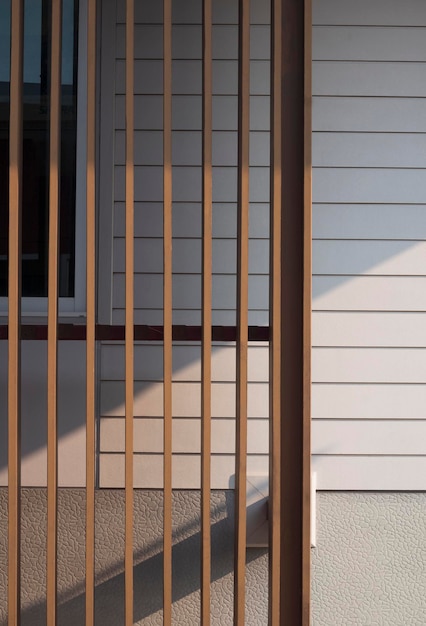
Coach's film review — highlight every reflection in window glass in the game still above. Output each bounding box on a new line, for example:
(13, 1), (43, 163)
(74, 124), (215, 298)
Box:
(0, 0), (79, 297)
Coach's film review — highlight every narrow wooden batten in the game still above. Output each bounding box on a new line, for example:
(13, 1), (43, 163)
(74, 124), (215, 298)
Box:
(201, 0), (213, 623)
(234, 0), (250, 623)
(269, 0), (282, 622)
(163, 0), (173, 622)
(124, 0), (135, 622)
(46, 0), (62, 622)
(85, 0), (97, 621)
(8, 0), (24, 622)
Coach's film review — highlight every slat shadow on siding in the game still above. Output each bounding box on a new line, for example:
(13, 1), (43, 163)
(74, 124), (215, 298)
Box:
(312, 0), (426, 491)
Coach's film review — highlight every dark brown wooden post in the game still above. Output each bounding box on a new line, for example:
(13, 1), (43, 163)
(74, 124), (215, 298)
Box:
(280, 0), (312, 623)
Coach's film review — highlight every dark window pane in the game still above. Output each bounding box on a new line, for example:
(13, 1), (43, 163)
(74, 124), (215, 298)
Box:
(0, 0), (78, 298)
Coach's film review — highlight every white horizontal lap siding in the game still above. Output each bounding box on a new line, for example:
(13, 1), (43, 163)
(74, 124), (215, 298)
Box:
(99, 343), (269, 488)
(312, 0), (426, 27)
(313, 0), (426, 489)
(101, 0), (270, 488)
(112, 0), (270, 328)
(0, 343), (87, 487)
(313, 313), (426, 347)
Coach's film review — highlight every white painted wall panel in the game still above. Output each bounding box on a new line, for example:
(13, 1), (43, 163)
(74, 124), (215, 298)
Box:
(114, 202), (269, 239)
(313, 241), (426, 276)
(313, 456), (426, 491)
(172, 60), (202, 93)
(313, 26), (426, 62)
(101, 381), (164, 417)
(173, 131), (202, 165)
(312, 384), (426, 419)
(212, 167), (236, 201)
(113, 238), (162, 273)
(114, 165), (163, 202)
(101, 343), (268, 383)
(212, 131), (236, 165)
(250, 26), (270, 60)
(212, 25), (238, 59)
(212, 0), (238, 24)
(313, 205), (426, 240)
(312, 0), (426, 491)
(104, 0), (426, 490)
(100, 417), (268, 455)
(111, 307), (269, 327)
(313, 348), (426, 384)
(313, 133), (426, 168)
(100, 417), (164, 453)
(312, 420), (426, 455)
(250, 96), (269, 130)
(209, 95), (269, 131)
(313, 276), (426, 311)
(250, 61), (270, 95)
(313, 312), (426, 347)
(187, 61), (270, 97)
(115, 130), (162, 166)
(115, 0), (281, 26)
(173, 25), (202, 59)
(99, 453), (268, 489)
(0, 342), (87, 487)
(249, 132), (270, 166)
(112, 274), (163, 309)
(113, 237), (268, 275)
(313, 62), (426, 97)
(172, 0), (202, 24)
(212, 95), (237, 129)
(101, 379), (268, 419)
(172, 167), (202, 201)
(312, 0), (426, 27)
(115, 60), (163, 94)
(173, 96), (202, 129)
(313, 169), (426, 204)
(213, 0), (270, 25)
(313, 97), (426, 133)
(249, 0), (270, 24)
(212, 61), (237, 94)
(249, 167), (270, 202)
(116, 24), (164, 59)
(115, 95), (164, 130)
(116, 0), (163, 24)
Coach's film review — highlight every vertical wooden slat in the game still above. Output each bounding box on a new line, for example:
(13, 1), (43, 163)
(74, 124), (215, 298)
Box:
(201, 0), (212, 623)
(269, 0), (282, 622)
(303, 0), (313, 622)
(280, 0), (311, 623)
(234, 0), (250, 623)
(125, 0), (134, 622)
(47, 0), (62, 622)
(8, 0), (24, 622)
(163, 0), (173, 622)
(85, 0), (97, 621)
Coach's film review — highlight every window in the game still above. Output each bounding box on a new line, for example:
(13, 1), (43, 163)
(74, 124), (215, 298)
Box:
(0, 0), (86, 313)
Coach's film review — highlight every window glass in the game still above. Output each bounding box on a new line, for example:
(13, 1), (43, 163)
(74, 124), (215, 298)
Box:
(0, 0), (79, 297)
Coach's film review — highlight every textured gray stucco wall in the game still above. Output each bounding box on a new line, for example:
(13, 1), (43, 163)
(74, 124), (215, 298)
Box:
(2, 490), (426, 624)
(312, 493), (426, 626)
(0, 489), (267, 625)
